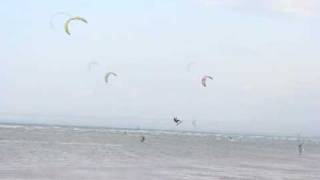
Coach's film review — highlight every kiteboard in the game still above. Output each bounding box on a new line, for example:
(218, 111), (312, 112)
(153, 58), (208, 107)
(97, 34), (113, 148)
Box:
(176, 121), (183, 126)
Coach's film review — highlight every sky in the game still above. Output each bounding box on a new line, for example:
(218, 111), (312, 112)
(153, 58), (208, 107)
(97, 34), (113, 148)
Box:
(1, 0), (320, 136)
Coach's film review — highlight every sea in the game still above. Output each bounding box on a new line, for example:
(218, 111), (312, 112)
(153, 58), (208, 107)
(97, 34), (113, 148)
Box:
(0, 123), (319, 180)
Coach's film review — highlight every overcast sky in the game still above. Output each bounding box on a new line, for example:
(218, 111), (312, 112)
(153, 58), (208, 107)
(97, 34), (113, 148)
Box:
(1, 0), (320, 136)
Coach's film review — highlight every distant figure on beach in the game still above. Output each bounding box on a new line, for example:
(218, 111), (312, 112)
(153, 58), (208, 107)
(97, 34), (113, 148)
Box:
(140, 136), (145, 143)
(173, 117), (182, 126)
(298, 143), (303, 155)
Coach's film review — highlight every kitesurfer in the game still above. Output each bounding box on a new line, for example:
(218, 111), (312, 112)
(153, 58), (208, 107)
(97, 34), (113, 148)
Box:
(173, 117), (182, 126)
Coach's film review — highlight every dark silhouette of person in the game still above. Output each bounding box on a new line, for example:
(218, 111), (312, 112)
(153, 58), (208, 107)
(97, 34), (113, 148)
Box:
(140, 136), (145, 143)
(298, 143), (303, 155)
(173, 117), (182, 126)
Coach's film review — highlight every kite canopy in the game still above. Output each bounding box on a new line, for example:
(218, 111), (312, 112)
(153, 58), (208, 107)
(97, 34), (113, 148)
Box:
(201, 75), (213, 87)
(105, 72), (117, 84)
(87, 61), (99, 71)
(64, 16), (88, 35)
(186, 62), (195, 72)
